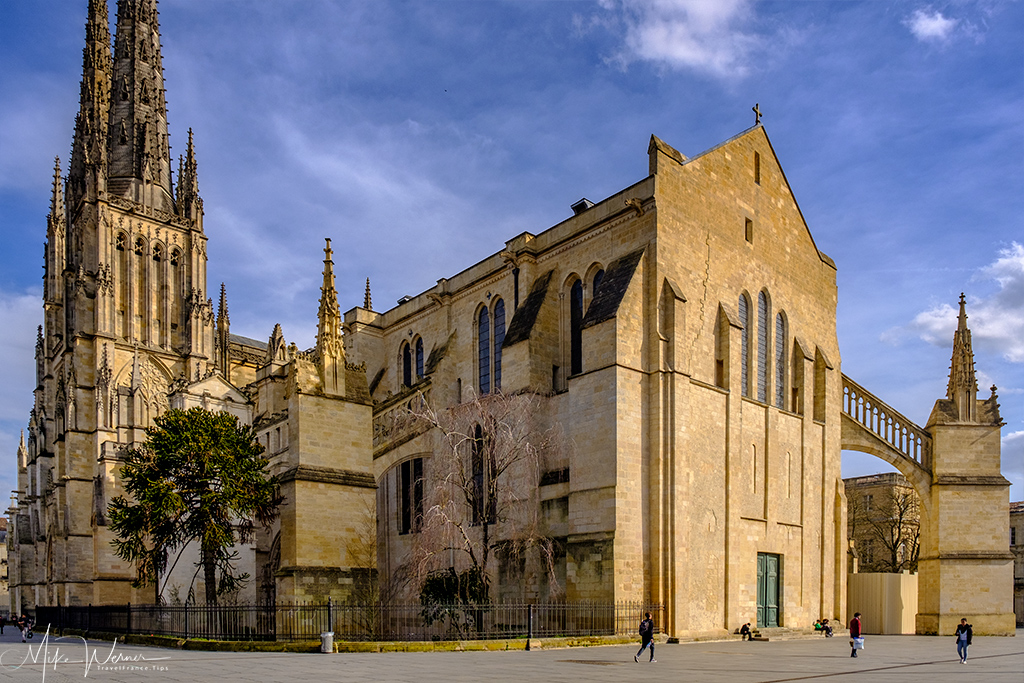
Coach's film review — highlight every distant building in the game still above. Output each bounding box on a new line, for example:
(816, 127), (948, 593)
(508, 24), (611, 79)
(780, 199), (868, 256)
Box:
(1012, 501), (1024, 626)
(844, 473), (920, 574)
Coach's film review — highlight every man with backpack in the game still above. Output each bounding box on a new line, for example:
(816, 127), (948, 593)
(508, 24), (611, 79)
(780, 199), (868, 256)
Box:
(634, 611), (656, 663)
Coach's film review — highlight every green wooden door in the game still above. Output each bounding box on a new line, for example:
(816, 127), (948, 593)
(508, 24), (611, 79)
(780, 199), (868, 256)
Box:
(756, 553), (781, 628)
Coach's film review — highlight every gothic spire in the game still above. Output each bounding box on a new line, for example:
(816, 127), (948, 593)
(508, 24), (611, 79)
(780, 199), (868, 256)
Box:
(108, 0), (173, 212)
(266, 323), (287, 364)
(946, 293), (978, 421)
(68, 0), (112, 209)
(364, 277), (372, 310)
(45, 159), (67, 309)
(48, 158), (66, 229)
(216, 282), (231, 381)
(316, 239), (345, 396)
(217, 282), (229, 327)
(316, 239), (344, 357)
(175, 128), (203, 225)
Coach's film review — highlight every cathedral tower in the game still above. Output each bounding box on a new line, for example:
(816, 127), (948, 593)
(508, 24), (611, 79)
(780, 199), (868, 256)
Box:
(11, 0), (217, 609)
(918, 295), (1012, 634)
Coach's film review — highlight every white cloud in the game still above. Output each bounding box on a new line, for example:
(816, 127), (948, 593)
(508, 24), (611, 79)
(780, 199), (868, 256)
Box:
(1002, 431), (1024, 499)
(882, 243), (1024, 363)
(599, 0), (761, 79)
(0, 288), (42, 422)
(905, 8), (959, 42)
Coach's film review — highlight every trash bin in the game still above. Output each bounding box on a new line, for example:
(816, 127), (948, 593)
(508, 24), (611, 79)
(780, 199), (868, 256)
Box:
(320, 632), (334, 653)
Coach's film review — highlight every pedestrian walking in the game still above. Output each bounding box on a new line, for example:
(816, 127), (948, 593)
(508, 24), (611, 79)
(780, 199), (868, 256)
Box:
(849, 612), (863, 658)
(16, 613), (31, 642)
(954, 618), (972, 663)
(634, 611), (656, 663)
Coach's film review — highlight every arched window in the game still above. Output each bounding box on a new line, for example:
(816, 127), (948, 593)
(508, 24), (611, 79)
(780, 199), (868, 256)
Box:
(398, 457), (423, 535)
(401, 342), (412, 387)
(570, 279), (584, 375)
(415, 337), (424, 380)
(593, 269), (605, 298)
(775, 313), (786, 409)
(472, 424), (485, 525)
(478, 307), (490, 394)
(152, 243), (163, 262)
(493, 299), (505, 391)
(757, 291), (769, 402)
(739, 294), (750, 397)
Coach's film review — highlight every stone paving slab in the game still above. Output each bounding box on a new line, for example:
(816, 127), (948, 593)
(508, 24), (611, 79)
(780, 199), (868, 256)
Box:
(0, 627), (1019, 682)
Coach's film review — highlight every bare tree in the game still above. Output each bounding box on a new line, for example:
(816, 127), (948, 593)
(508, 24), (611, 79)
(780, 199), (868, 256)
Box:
(407, 389), (563, 630)
(848, 484), (920, 573)
(866, 486), (920, 573)
(344, 497), (410, 637)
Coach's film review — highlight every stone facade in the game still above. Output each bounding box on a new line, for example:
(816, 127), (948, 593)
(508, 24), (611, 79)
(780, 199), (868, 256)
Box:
(9, 0), (853, 638)
(351, 131), (845, 637)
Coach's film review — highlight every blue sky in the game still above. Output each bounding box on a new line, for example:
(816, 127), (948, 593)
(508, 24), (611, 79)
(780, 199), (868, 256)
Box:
(0, 0), (1021, 502)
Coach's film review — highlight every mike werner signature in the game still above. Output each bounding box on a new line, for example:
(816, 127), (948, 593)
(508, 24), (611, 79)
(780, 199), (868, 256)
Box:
(0, 626), (172, 680)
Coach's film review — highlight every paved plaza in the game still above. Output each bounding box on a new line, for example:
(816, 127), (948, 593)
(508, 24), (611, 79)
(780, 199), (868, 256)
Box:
(0, 627), (1019, 683)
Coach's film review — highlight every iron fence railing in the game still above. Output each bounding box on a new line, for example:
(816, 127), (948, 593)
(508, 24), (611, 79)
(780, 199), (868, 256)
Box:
(36, 600), (661, 643)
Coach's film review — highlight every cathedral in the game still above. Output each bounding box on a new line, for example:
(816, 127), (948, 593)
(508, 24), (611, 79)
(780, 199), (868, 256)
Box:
(9, 0), (849, 638)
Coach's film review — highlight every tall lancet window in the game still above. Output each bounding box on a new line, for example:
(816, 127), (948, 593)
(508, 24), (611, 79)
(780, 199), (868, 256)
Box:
(402, 342), (412, 387)
(415, 337), (424, 380)
(739, 294), (750, 397)
(775, 313), (786, 409)
(757, 291), (769, 402)
(493, 299), (505, 391)
(478, 307), (490, 394)
(570, 280), (584, 375)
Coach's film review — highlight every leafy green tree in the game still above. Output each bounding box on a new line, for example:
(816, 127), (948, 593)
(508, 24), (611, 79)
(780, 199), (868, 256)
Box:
(108, 407), (281, 604)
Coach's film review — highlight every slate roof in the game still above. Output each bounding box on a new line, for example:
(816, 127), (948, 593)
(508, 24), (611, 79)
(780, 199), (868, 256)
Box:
(230, 333), (268, 350)
(582, 248), (645, 329)
(425, 331), (457, 375)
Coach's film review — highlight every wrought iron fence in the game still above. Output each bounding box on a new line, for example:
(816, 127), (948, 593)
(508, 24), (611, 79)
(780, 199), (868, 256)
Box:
(36, 600), (661, 643)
